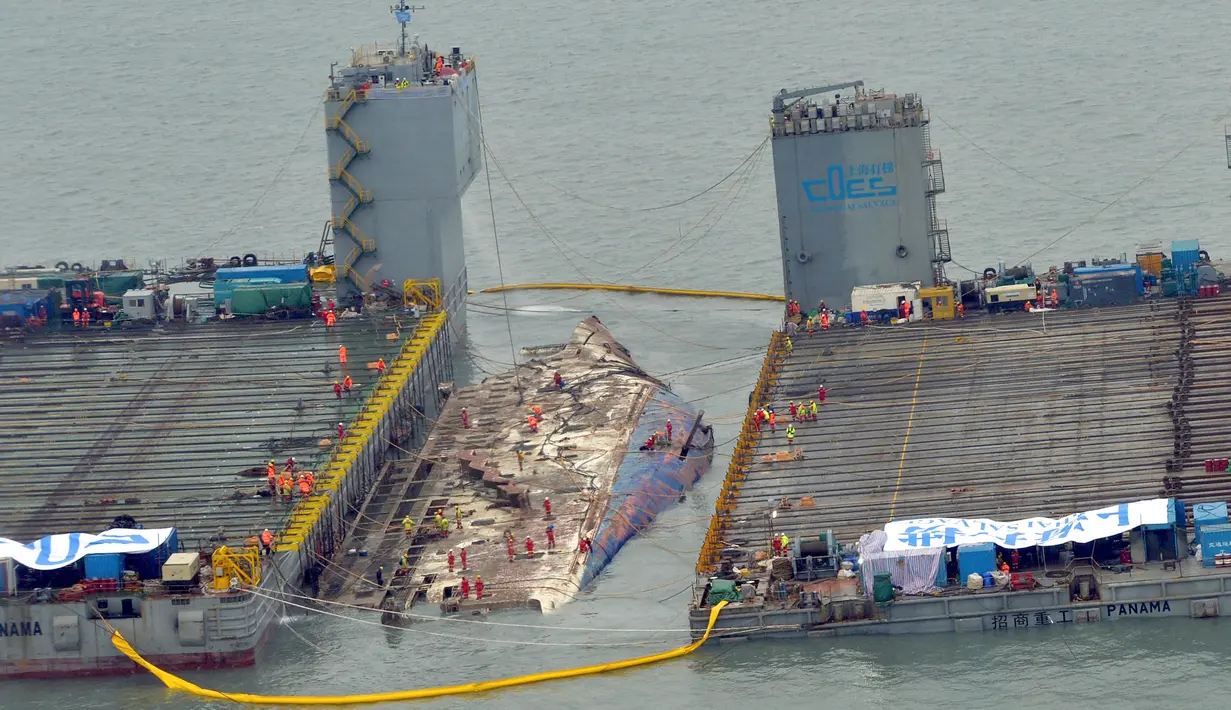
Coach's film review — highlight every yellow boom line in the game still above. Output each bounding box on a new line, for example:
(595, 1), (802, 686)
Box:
(476, 283), (784, 302)
(109, 601), (729, 705)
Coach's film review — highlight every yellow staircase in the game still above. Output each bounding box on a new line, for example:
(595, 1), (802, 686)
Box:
(325, 88), (376, 291)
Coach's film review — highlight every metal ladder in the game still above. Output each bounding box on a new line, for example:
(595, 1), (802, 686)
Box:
(326, 89), (376, 291)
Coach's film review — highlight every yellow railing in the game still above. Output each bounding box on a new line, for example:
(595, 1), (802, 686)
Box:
(695, 330), (784, 575)
(403, 278), (443, 310)
(330, 217), (371, 244)
(327, 117), (370, 153)
(332, 167), (372, 202)
(328, 148), (355, 180)
(210, 546), (262, 591)
(276, 313), (448, 553)
(338, 196), (358, 222)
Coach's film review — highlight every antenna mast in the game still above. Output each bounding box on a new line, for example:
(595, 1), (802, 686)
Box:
(391, 2), (426, 57)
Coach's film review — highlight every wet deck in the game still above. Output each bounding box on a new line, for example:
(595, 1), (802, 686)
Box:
(325, 318), (671, 613)
(0, 315), (413, 550)
(721, 298), (1224, 551)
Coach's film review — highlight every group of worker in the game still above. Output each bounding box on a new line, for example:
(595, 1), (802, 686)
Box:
(70, 306), (93, 327)
(1023, 286), (1060, 312)
(638, 422), (674, 451)
(527, 404), (544, 433)
(770, 532), (792, 557)
(266, 458), (314, 499)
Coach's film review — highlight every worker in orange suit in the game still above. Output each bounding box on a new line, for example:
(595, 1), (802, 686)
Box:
(957, 302), (965, 319)
(72, 308), (81, 327)
(304, 470), (315, 488)
(338, 345), (347, 365)
(506, 535), (515, 562)
(324, 310), (336, 327)
(81, 309), (90, 327)
(298, 474), (311, 496)
(527, 415), (538, 433)
(343, 375), (353, 394)
(820, 310), (829, 331)
(376, 358), (387, 375)
(266, 460), (277, 492)
(260, 529), (274, 556)
(474, 575), (483, 599)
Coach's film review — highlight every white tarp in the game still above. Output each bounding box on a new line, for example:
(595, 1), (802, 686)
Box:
(883, 499), (1171, 552)
(0, 528), (176, 570)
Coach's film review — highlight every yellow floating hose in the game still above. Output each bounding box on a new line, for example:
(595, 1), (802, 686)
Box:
(477, 283), (784, 302)
(110, 600), (728, 705)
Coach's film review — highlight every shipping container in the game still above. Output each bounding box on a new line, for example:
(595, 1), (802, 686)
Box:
(213, 278), (282, 306)
(850, 282), (921, 318)
(83, 552), (125, 582)
(957, 542), (996, 580)
(1200, 523), (1231, 566)
(1136, 252), (1164, 278)
(1171, 239), (1201, 274)
(214, 264), (309, 284)
(229, 283), (314, 315)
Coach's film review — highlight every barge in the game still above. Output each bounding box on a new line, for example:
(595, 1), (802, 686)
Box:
(690, 81), (1231, 639)
(0, 6), (476, 677)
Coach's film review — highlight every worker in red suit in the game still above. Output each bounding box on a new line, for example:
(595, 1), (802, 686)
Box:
(579, 537), (591, 554)
(820, 310), (830, 331)
(447, 549), (455, 572)
(543, 497), (552, 517)
(333, 381), (342, 399)
(459, 547), (468, 570)
(475, 575), (484, 599)
(818, 385), (826, 403)
(506, 535), (515, 562)
(376, 358), (387, 375)
(546, 524), (556, 550)
(860, 310), (869, 326)
(525, 536), (535, 557)
(337, 422), (345, 441)
(459, 576), (470, 599)
(666, 420), (673, 441)
(553, 371), (564, 389)
(461, 407), (470, 429)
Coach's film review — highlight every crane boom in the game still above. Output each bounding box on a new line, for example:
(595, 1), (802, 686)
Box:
(772, 81), (865, 114)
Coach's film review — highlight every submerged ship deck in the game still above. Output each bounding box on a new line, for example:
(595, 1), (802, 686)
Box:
(724, 298), (1228, 549)
(0, 316), (412, 550)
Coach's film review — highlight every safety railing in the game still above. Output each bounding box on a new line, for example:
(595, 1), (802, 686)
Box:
(403, 278), (443, 310)
(332, 167), (372, 203)
(695, 330), (785, 575)
(276, 313), (448, 555)
(327, 117), (370, 154)
(330, 217), (371, 245)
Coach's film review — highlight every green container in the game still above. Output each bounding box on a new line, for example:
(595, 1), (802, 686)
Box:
(229, 283), (313, 315)
(872, 573), (894, 603)
(36, 276), (66, 289)
(91, 271), (144, 296)
(1162, 280), (1178, 298)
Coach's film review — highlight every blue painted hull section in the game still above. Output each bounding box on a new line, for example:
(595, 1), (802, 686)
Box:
(580, 389), (715, 589)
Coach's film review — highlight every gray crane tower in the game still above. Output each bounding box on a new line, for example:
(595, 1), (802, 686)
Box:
(322, 5), (480, 330)
(770, 81), (952, 310)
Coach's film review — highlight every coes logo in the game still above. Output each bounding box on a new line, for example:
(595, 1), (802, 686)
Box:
(802, 161), (897, 203)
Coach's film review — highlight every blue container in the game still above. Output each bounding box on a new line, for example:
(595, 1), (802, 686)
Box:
(1171, 239), (1201, 274)
(83, 553), (125, 582)
(1199, 523), (1231, 566)
(958, 542), (997, 581)
(981, 572), (995, 587)
(214, 264), (309, 284)
(845, 312), (859, 325)
(1193, 502), (1228, 547)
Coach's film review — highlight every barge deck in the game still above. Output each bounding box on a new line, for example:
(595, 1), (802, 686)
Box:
(691, 297), (1231, 637)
